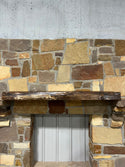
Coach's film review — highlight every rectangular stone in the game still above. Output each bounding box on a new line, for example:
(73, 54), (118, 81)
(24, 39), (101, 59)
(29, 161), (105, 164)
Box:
(19, 52), (30, 59)
(0, 39), (8, 50)
(39, 71), (55, 83)
(10, 39), (31, 51)
(3, 51), (17, 58)
(93, 155), (112, 159)
(72, 64), (103, 80)
(0, 154), (15, 166)
(13, 142), (30, 149)
(115, 40), (125, 56)
(56, 65), (71, 82)
(104, 76), (125, 96)
(16, 120), (31, 126)
(98, 55), (112, 61)
(48, 83), (74, 91)
(0, 120), (9, 127)
(92, 127), (122, 144)
(68, 107), (83, 114)
(99, 47), (113, 53)
(8, 78), (28, 91)
(113, 62), (125, 68)
(29, 84), (46, 92)
(95, 39), (113, 46)
(62, 42), (89, 64)
(14, 101), (47, 114)
(66, 101), (82, 107)
(41, 39), (65, 52)
(104, 146), (125, 154)
(99, 160), (114, 167)
(0, 66), (11, 80)
(104, 62), (115, 75)
(92, 115), (103, 126)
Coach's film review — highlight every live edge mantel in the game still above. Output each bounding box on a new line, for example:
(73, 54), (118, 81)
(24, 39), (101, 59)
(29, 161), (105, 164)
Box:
(2, 91), (121, 101)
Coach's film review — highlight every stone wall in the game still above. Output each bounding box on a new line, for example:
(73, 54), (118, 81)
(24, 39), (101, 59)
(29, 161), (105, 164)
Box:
(0, 39), (125, 167)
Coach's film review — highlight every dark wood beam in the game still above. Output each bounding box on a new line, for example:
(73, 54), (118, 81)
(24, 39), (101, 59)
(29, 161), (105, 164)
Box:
(2, 91), (121, 101)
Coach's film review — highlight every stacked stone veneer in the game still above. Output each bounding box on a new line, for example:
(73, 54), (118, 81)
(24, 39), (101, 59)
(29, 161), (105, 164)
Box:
(0, 39), (125, 166)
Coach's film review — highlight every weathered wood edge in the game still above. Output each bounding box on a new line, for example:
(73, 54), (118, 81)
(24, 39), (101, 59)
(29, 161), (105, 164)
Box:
(2, 91), (121, 101)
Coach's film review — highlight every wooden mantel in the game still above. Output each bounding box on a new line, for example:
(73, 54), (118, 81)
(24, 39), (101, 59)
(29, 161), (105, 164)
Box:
(2, 91), (121, 101)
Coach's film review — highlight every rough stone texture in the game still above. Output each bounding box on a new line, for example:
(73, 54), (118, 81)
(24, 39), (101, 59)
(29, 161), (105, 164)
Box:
(18, 127), (24, 134)
(28, 76), (37, 83)
(92, 126), (122, 144)
(3, 51), (17, 58)
(113, 62), (125, 68)
(0, 121), (18, 142)
(0, 154), (15, 166)
(10, 39), (31, 51)
(121, 69), (125, 76)
(0, 39), (8, 50)
(22, 60), (30, 77)
(112, 113), (124, 121)
(32, 53), (54, 70)
(104, 62), (115, 75)
(99, 47), (113, 53)
(62, 42), (89, 64)
(16, 120), (31, 126)
(0, 143), (8, 153)
(92, 49), (97, 63)
(48, 83), (74, 91)
(48, 100), (66, 114)
(12, 67), (20, 77)
(13, 101), (47, 114)
(23, 151), (30, 167)
(92, 80), (100, 91)
(104, 146), (125, 154)
(95, 39), (113, 46)
(74, 82), (82, 88)
(112, 56), (120, 62)
(56, 65), (70, 82)
(56, 57), (61, 65)
(99, 160), (114, 167)
(0, 66), (11, 80)
(91, 115), (103, 126)
(115, 40), (125, 56)
(19, 52), (30, 59)
(8, 78), (28, 91)
(72, 64), (103, 80)
(104, 76), (125, 96)
(115, 158), (125, 167)
(29, 84), (46, 92)
(41, 39), (65, 52)
(32, 40), (40, 52)
(111, 120), (123, 128)
(5, 59), (18, 66)
(39, 71), (55, 83)
(89, 142), (101, 154)
(68, 107), (83, 114)
(0, 82), (7, 96)
(66, 101), (82, 107)
(121, 56), (125, 61)
(98, 55), (112, 61)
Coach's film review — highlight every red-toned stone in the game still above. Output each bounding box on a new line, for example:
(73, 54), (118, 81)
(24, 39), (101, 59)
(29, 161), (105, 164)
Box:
(12, 67), (20, 77)
(72, 64), (103, 80)
(104, 146), (125, 154)
(5, 59), (18, 66)
(48, 101), (66, 114)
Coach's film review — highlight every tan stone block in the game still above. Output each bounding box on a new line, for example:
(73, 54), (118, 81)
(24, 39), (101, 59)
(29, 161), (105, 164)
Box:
(92, 81), (100, 91)
(111, 120), (123, 128)
(16, 120), (31, 126)
(66, 38), (76, 43)
(62, 42), (89, 64)
(121, 56), (125, 61)
(0, 120), (9, 127)
(92, 127), (122, 144)
(104, 62), (115, 76)
(14, 101), (47, 114)
(66, 101), (82, 107)
(19, 52), (30, 59)
(28, 76), (37, 83)
(13, 142), (30, 149)
(115, 69), (120, 75)
(114, 107), (125, 112)
(93, 155), (112, 159)
(104, 76), (125, 96)
(41, 39), (65, 52)
(92, 115), (103, 126)
(0, 66), (11, 80)
(8, 78), (28, 91)
(99, 160), (114, 167)
(48, 83), (74, 91)
(68, 107), (83, 114)
(56, 65), (70, 82)
(0, 154), (15, 166)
